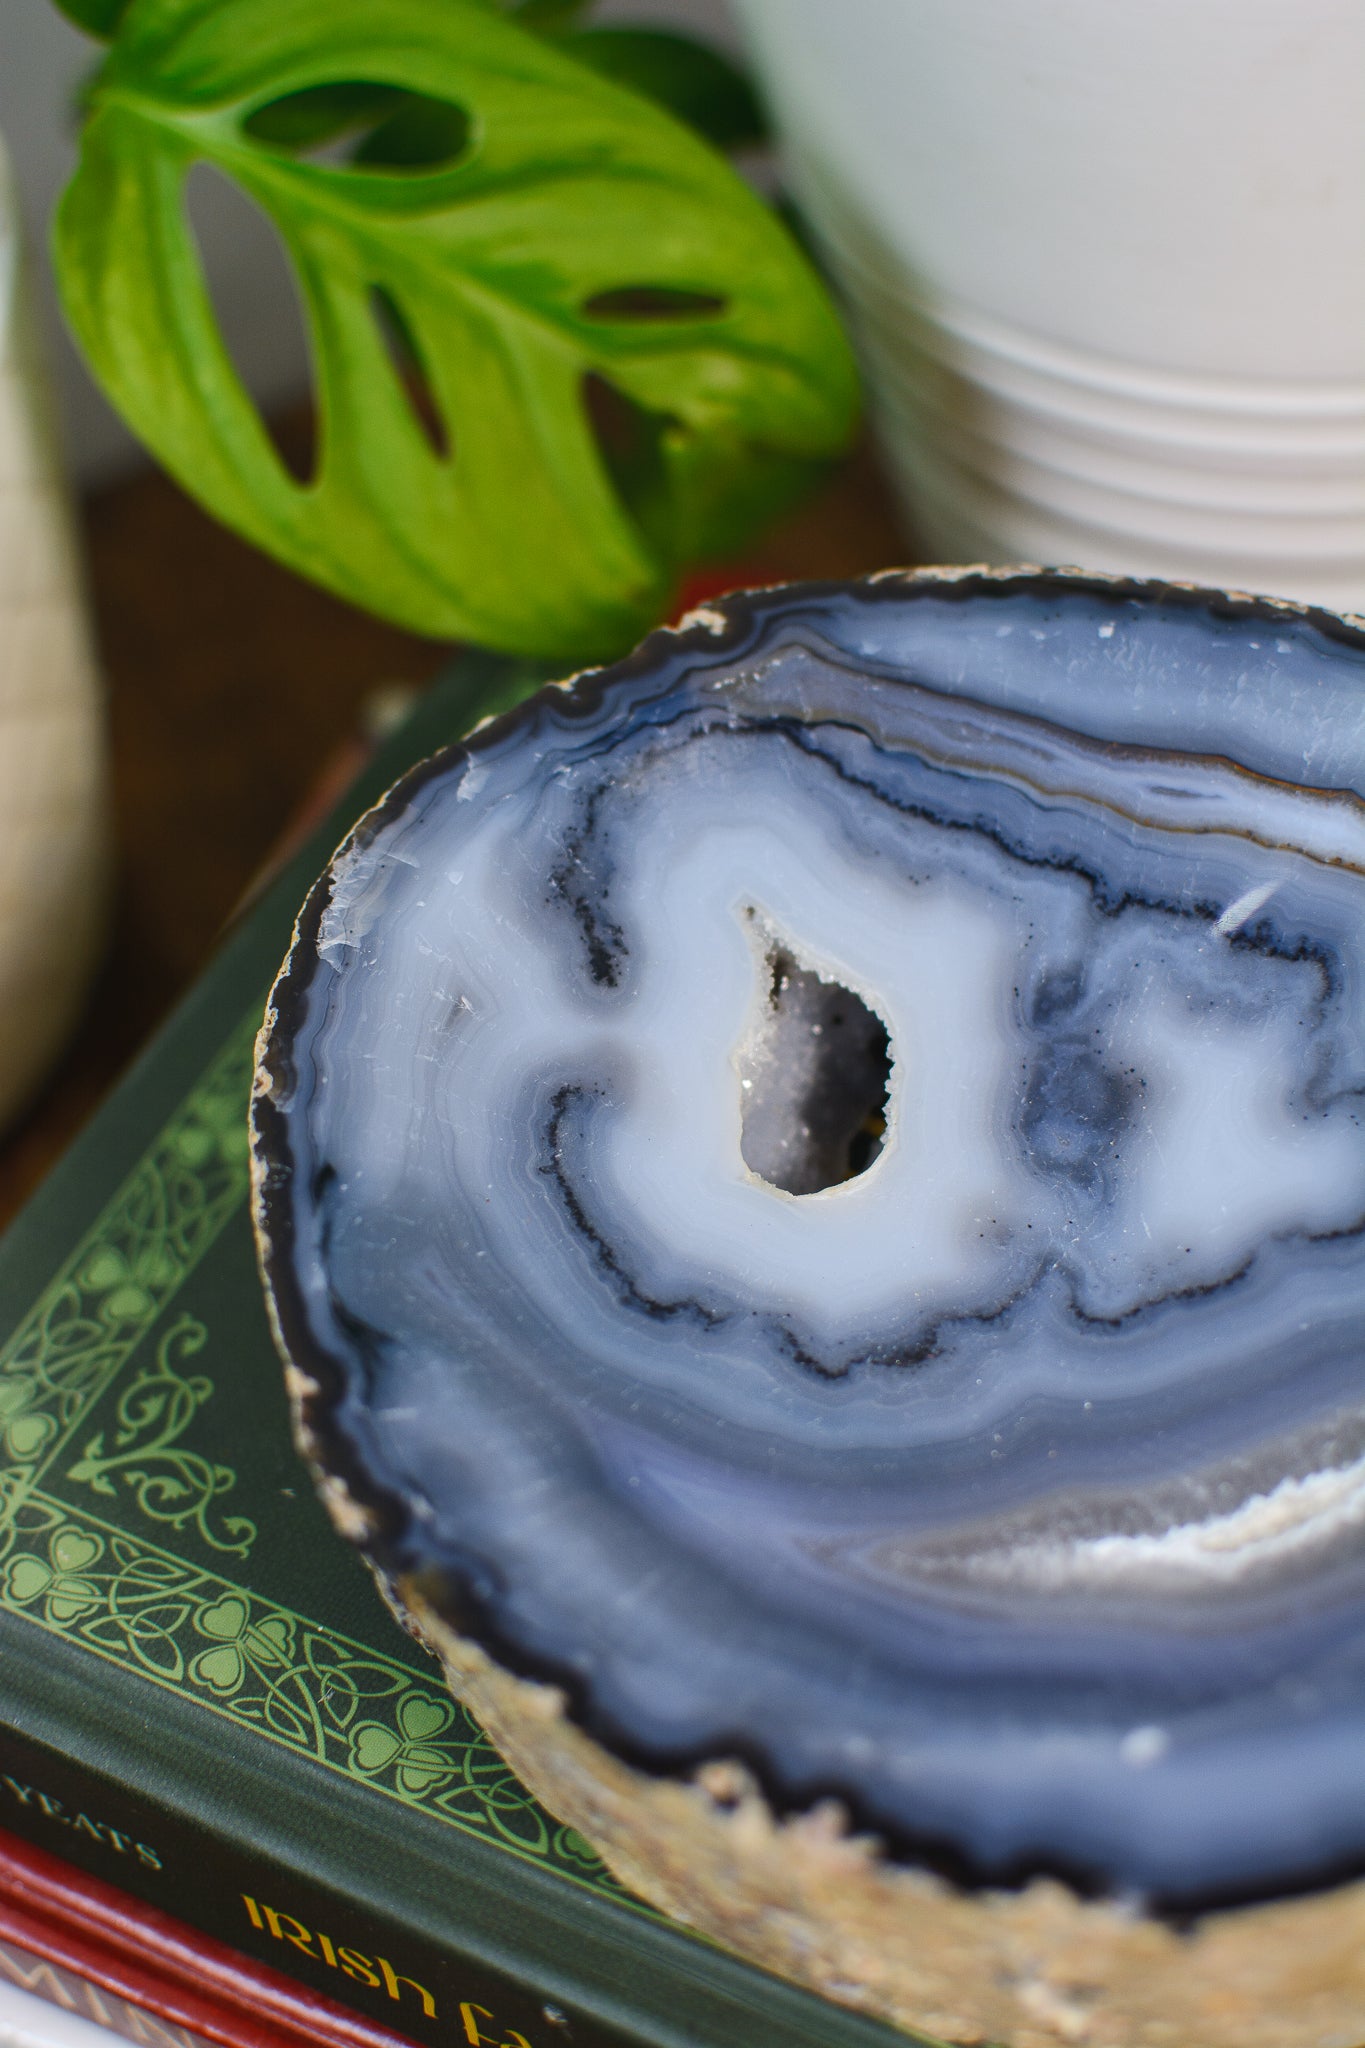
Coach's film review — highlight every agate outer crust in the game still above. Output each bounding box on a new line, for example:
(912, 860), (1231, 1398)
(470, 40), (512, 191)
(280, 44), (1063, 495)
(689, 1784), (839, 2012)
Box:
(252, 571), (1365, 1929)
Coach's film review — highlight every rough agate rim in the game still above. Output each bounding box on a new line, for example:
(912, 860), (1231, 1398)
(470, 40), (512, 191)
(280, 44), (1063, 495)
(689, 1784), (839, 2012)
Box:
(251, 567), (1365, 2048)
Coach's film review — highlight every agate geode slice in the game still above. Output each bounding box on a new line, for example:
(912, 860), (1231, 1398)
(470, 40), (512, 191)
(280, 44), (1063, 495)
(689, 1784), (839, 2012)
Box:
(253, 572), (1365, 2048)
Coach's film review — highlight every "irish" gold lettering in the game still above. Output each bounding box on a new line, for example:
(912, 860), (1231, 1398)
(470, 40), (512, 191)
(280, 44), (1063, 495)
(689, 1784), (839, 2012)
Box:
(241, 1898), (436, 2016)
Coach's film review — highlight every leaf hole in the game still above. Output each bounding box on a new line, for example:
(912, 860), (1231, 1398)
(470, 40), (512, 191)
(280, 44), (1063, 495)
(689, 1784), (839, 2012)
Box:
(582, 286), (727, 323)
(583, 372), (676, 558)
(737, 929), (892, 1196)
(243, 83), (472, 174)
(183, 162), (317, 484)
(369, 287), (450, 460)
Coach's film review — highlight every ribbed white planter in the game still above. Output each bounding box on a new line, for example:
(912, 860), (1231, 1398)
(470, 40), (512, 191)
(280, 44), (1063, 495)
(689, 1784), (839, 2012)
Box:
(0, 135), (105, 1134)
(735, 0), (1365, 611)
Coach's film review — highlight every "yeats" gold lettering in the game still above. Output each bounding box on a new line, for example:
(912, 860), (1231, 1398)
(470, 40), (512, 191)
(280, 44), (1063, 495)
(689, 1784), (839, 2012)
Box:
(0, 1776), (161, 1869)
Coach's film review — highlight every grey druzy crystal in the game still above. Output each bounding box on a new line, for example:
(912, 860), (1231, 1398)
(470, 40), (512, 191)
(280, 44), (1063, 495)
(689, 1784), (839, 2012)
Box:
(254, 572), (1365, 1914)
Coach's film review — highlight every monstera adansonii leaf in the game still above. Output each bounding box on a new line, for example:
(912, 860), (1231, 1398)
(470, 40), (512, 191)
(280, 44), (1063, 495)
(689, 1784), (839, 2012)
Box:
(55, 0), (858, 659)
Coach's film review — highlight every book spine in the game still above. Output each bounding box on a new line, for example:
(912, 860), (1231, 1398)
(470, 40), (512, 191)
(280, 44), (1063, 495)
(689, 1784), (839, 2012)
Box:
(0, 1722), (616, 2048)
(0, 1930), (225, 2048)
(0, 1821), (424, 2048)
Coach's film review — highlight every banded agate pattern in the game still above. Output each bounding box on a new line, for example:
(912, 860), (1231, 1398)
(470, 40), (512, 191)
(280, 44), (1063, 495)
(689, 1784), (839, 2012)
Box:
(257, 575), (1365, 1908)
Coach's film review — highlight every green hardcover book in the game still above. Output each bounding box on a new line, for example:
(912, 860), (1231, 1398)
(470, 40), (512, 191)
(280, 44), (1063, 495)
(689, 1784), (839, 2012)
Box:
(0, 655), (920, 2048)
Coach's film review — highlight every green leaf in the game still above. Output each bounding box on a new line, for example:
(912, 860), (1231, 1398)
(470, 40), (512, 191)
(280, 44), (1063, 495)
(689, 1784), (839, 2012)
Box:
(564, 29), (768, 153)
(351, 95), (473, 172)
(508, 0), (592, 31)
(398, 1690), (453, 1742)
(52, 0), (133, 41)
(197, 1594), (248, 1639)
(242, 82), (407, 151)
(7, 1559), (54, 1605)
(352, 1722), (402, 1773)
(55, 0), (857, 661)
(194, 1643), (245, 1693)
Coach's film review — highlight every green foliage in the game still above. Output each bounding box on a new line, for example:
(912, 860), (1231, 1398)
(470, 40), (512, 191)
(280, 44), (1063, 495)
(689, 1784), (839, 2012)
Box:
(54, 0), (857, 660)
(50, 0), (132, 38)
(564, 29), (768, 153)
(508, 0), (593, 31)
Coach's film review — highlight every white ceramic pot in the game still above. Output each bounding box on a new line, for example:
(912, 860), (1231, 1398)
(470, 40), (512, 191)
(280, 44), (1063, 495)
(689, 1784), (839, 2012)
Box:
(735, 0), (1365, 611)
(0, 134), (105, 1133)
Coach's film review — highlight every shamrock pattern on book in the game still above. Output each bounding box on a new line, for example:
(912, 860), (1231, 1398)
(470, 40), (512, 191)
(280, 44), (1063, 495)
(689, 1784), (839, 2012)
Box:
(0, 1490), (636, 1900)
(0, 1008), (644, 1911)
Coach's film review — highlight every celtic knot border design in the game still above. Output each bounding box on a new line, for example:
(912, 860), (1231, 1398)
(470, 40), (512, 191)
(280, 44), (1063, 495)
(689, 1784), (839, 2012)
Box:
(0, 1494), (636, 1905)
(66, 1314), (257, 1557)
(0, 1006), (643, 1915)
(0, 1015), (259, 1529)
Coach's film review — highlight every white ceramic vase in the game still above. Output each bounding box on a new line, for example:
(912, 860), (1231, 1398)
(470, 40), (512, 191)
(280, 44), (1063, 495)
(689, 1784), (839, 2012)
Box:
(735, 0), (1365, 612)
(0, 133), (105, 1134)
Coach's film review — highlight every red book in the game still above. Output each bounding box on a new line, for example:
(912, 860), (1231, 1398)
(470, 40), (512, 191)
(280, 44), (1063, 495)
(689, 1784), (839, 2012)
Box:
(0, 1825), (422, 2048)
